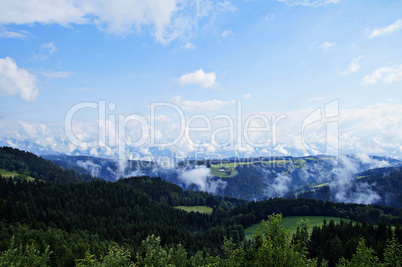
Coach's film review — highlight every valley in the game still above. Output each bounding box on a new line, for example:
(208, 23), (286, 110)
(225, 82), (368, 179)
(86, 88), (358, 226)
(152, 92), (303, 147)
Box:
(43, 153), (402, 207)
(1, 146), (402, 266)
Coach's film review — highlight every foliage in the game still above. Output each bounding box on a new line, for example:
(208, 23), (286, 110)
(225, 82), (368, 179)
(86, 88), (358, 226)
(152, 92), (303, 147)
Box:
(76, 246), (134, 267)
(0, 236), (51, 267)
(337, 239), (380, 267)
(2, 147), (402, 266)
(0, 147), (96, 183)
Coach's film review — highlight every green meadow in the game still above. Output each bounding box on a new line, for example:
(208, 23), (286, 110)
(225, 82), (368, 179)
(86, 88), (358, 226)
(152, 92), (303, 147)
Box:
(174, 206), (213, 214)
(245, 216), (353, 237)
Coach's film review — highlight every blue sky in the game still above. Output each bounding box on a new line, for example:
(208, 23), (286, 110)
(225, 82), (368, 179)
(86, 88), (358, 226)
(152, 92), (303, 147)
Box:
(1, 0), (402, 160)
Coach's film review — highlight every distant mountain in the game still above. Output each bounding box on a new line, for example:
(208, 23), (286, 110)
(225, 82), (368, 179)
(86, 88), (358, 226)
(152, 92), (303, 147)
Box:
(294, 166), (402, 208)
(43, 152), (402, 207)
(3, 138), (402, 207)
(42, 154), (171, 181)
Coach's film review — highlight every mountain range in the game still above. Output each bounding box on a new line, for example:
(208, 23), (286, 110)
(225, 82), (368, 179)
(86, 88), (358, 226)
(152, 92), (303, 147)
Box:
(40, 151), (402, 208)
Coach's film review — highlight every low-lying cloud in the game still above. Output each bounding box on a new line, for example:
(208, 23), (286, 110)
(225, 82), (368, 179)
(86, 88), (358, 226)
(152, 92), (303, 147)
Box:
(178, 165), (227, 194)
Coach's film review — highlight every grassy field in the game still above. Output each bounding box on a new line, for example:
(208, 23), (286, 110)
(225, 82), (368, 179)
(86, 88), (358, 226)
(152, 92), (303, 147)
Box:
(0, 169), (35, 182)
(356, 175), (369, 179)
(313, 175), (369, 188)
(0, 169), (19, 178)
(210, 160), (293, 178)
(209, 156), (331, 178)
(174, 206), (213, 214)
(210, 163), (239, 178)
(313, 182), (329, 188)
(245, 216), (353, 237)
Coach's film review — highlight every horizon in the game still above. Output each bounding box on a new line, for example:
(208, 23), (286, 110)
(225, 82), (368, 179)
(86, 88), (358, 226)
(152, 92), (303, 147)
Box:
(1, 0), (402, 160)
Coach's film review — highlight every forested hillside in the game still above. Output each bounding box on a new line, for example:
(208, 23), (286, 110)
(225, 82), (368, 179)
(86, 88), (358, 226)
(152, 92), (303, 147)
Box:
(0, 147), (96, 183)
(45, 153), (402, 208)
(1, 147), (402, 266)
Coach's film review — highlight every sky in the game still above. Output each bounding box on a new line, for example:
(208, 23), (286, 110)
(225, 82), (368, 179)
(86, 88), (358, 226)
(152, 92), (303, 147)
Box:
(1, 0), (402, 160)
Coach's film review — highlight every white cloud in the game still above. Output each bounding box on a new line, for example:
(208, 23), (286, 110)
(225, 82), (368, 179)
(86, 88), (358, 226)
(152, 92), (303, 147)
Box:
(178, 166), (226, 193)
(0, 0), (90, 25)
(18, 121), (50, 138)
(217, 1), (237, 12)
(3, 101), (402, 160)
(182, 42), (196, 50)
(278, 0), (341, 7)
(338, 103), (402, 157)
(41, 42), (57, 53)
(243, 93), (251, 99)
(319, 41), (335, 50)
(0, 57), (38, 101)
(368, 19), (402, 38)
(362, 65), (402, 85)
(341, 56), (363, 76)
(31, 42), (57, 61)
(221, 29), (233, 39)
(178, 69), (217, 88)
(0, 0), (236, 44)
(171, 95), (231, 111)
(0, 27), (28, 39)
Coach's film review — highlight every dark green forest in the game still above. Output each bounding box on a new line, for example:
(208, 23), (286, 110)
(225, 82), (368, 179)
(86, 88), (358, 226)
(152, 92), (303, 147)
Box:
(1, 147), (402, 266)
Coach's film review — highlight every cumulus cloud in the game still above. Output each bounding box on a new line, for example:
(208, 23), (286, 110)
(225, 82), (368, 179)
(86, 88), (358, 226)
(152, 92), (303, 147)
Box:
(368, 19), (402, 38)
(0, 0), (236, 44)
(362, 65), (402, 85)
(0, 57), (39, 101)
(178, 69), (217, 88)
(319, 41), (335, 50)
(278, 0), (341, 7)
(341, 56), (363, 75)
